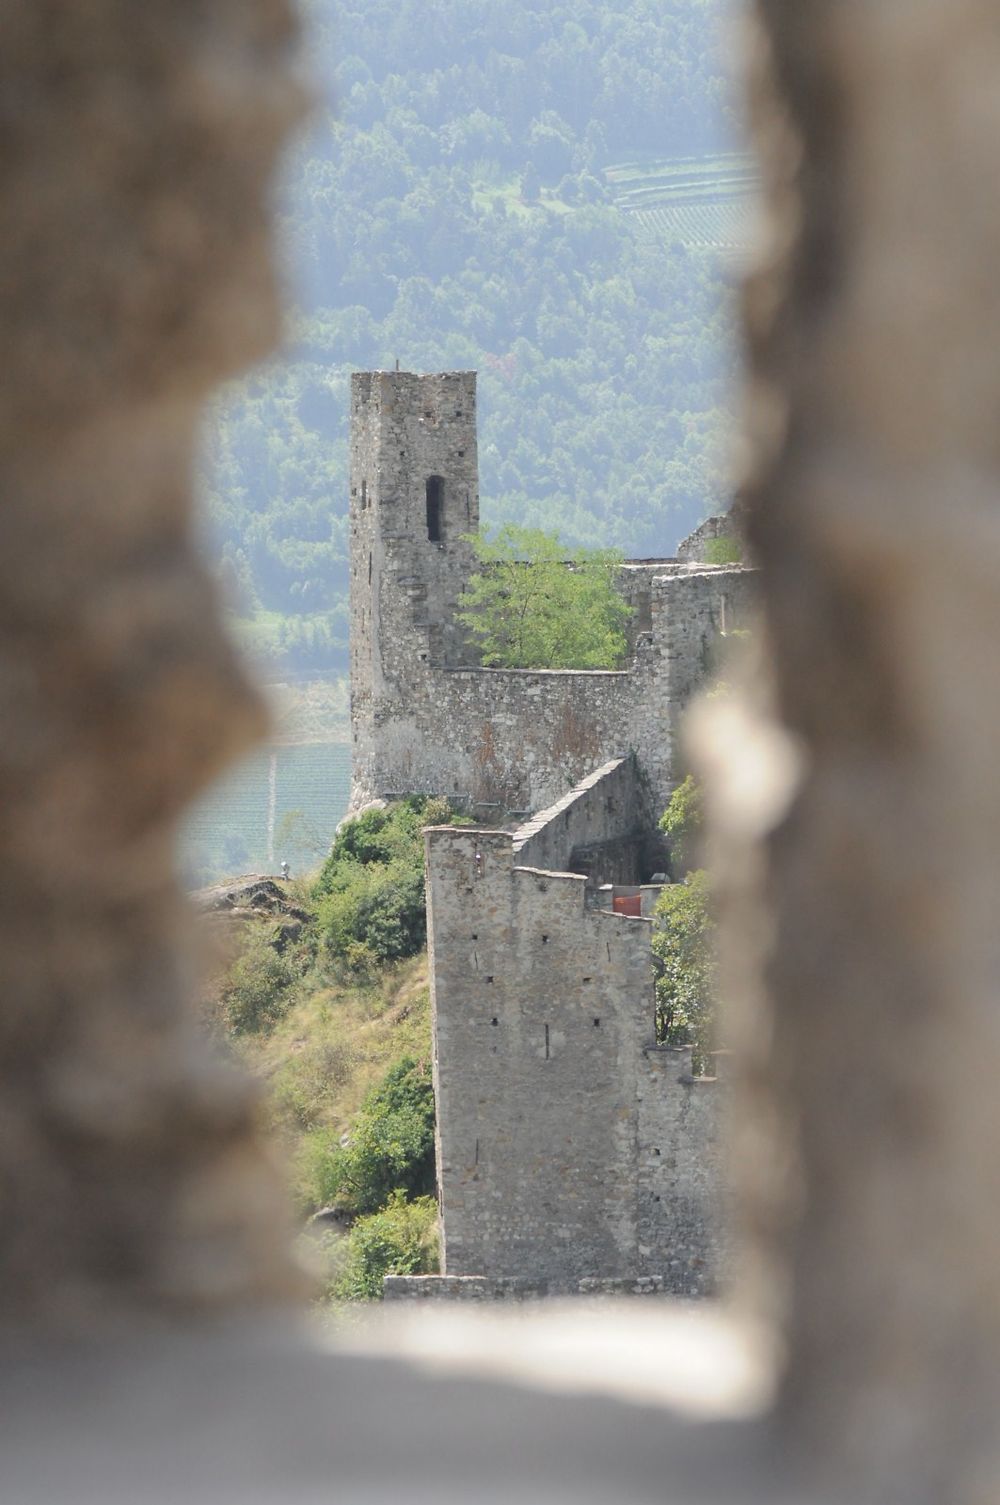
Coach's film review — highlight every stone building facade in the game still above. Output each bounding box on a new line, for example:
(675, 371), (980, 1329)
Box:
(349, 369), (751, 1297)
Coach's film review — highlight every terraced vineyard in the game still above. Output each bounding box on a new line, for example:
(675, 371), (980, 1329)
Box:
(605, 153), (759, 252)
(180, 739), (352, 888)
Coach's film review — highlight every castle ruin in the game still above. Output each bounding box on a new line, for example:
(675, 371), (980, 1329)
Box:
(348, 368), (755, 1296)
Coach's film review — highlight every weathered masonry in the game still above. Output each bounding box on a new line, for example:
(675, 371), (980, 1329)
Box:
(348, 369), (755, 821)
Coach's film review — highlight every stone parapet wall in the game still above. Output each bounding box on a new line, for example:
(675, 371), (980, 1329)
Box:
(383, 1274), (690, 1300)
(511, 756), (649, 877)
(384, 1276), (550, 1302)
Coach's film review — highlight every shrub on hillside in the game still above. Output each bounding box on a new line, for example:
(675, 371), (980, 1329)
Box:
(305, 1056), (436, 1217)
(222, 933), (298, 1034)
(333, 1192), (439, 1301)
(313, 796), (456, 966)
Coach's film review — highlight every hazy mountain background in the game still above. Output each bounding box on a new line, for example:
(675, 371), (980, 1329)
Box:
(197, 0), (747, 680)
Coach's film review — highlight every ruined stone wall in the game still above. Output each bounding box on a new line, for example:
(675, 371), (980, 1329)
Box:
(425, 825), (721, 1293)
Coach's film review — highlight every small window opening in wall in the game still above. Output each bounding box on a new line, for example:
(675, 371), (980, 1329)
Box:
(368, 553), (372, 585)
(490, 1018), (498, 1027)
(544, 1023), (550, 1060)
(541, 935), (548, 944)
(471, 933), (478, 941)
(426, 475), (445, 541)
(653, 1147), (661, 1156)
(593, 1018), (601, 1028)
(485, 976), (494, 985)
(652, 1194), (661, 1203)
(360, 479), (367, 508)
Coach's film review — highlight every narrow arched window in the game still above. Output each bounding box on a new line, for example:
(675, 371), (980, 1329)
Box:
(426, 476), (444, 542)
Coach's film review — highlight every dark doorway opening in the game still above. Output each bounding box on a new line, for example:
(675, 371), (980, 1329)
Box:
(426, 476), (445, 541)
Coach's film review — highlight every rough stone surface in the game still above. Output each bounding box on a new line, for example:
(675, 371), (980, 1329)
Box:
(0, 0), (306, 1318)
(348, 370), (756, 819)
(425, 810), (722, 1296)
(383, 1275), (697, 1301)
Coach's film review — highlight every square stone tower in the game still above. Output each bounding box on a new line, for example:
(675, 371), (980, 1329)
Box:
(349, 370), (480, 808)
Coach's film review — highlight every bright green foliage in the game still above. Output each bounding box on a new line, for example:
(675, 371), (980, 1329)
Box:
(333, 1192), (440, 1301)
(659, 774), (703, 878)
(652, 869), (715, 1067)
(313, 797), (455, 965)
(222, 933), (299, 1034)
(308, 1056), (437, 1218)
(457, 526), (632, 669)
(703, 534), (742, 565)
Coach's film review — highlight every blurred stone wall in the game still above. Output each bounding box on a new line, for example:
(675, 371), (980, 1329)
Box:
(0, 0), (306, 1319)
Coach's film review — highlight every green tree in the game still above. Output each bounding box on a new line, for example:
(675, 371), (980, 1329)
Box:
(333, 1191), (439, 1301)
(313, 796), (455, 966)
(456, 525), (631, 669)
(308, 1056), (436, 1217)
(651, 869), (715, 1069)
(221, 933), (298, 1035)
(659, 773), (703, 877)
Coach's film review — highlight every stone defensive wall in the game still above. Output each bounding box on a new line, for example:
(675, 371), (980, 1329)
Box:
(422, 817), (722, 1297)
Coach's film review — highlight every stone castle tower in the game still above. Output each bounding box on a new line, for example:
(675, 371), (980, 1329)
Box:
(349, 370), (485, 806)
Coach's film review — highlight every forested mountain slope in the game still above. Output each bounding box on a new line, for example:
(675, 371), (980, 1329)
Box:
(200, 0), (743, 672)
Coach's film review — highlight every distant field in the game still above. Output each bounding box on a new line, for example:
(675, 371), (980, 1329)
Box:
(180, 742), (352, 888)
(179, 677), (352, 887)
(605, 153), (759, 252)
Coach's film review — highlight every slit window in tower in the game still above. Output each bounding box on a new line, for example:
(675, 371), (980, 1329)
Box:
(426, 475), (445, 541)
